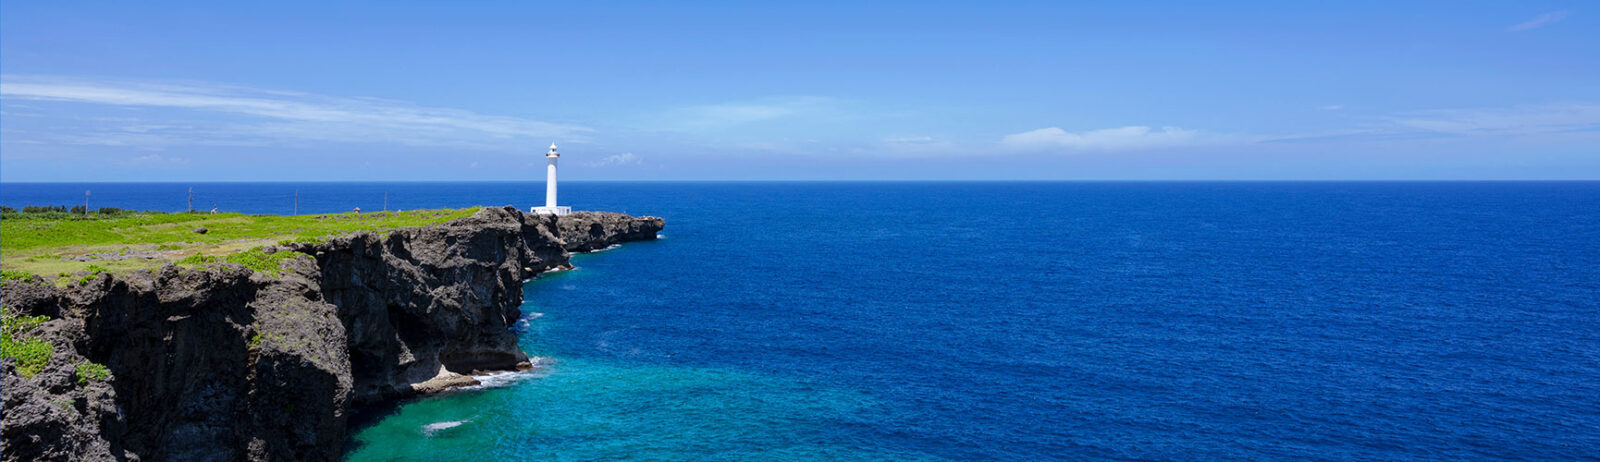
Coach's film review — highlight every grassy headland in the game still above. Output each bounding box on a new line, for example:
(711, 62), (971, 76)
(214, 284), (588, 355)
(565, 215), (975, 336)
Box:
(1, 207), (481, 278)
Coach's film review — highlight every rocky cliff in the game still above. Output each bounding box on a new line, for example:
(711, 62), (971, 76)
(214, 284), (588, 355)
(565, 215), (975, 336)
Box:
(0, 207), (663, 462)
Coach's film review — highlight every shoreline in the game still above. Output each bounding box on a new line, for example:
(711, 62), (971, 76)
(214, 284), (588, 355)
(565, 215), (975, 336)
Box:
(1, 207), (664, 461)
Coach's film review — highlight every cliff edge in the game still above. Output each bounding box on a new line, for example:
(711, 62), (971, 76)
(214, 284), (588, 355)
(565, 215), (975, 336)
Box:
(0, 207), (663, 461)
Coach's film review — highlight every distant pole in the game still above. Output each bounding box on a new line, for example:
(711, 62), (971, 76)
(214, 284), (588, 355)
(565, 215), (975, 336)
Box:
(187, 187), (195, 213)
(84, 190), (91, 217)
(384, 192), (388, 212)
(294, 190), (299, 215)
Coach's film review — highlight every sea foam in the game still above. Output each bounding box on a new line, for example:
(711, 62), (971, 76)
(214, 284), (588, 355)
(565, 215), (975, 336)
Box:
(420, 419), (468, 437)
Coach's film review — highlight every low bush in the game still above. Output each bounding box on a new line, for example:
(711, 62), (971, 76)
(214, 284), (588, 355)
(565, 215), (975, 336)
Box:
(179, 247), (303, 276)
(75, 362), (111, 386)
(1, 270), (33, 283)
(1, 306), (54, 378)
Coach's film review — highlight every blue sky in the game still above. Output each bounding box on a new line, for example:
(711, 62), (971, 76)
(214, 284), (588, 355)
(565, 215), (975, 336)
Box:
(2, 1), (1597, 181)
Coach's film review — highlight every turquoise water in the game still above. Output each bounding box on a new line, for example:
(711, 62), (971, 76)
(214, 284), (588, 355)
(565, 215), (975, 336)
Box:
(6, 182), (1597, 460)
(343, 359), (910, 460)
(345, 261), (937, 462)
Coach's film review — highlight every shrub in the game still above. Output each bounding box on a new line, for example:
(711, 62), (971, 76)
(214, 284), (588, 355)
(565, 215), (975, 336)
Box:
(224, 247), (302, 275)
(179, 247), (303, 276)
(67, 264), (112, 286)
(75, 362), (111, 386)
(2, 204), (146, 221)
(21, 205), (68, 214)
(177, 253), (222, 266)
(1, 306), (54, 378)
(1, 270), (33, 282)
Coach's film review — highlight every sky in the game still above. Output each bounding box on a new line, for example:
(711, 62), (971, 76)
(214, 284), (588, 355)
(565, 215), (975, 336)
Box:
(2, 1), (1597, 181)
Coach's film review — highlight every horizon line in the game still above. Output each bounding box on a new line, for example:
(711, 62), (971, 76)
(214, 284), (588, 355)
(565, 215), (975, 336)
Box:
(3, 179), (1600, 184)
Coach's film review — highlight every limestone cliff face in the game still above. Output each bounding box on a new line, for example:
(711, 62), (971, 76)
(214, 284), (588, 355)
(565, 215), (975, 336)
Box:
(0, 208), (662, 462)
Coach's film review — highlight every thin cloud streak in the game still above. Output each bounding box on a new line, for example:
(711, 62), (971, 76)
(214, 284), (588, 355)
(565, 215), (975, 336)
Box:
(1507, 11), (1569, 32)
(1391, 103), (1600, 136)
(999, 126), (1258, 152)
(119, 154), (189, 166)
(583, 153), (643, 167)
(997, 101), (1600, 155)
(0, 75), (590, 150)
(655, 96), (838, 131)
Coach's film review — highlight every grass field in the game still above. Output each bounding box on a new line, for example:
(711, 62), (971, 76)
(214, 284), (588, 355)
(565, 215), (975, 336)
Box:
(0, 207), (481, 278)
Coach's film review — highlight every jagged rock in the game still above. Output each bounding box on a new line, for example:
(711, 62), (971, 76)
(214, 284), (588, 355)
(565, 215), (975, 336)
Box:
(0, 206), (662, 461)
(192, 227), (208, 234)
(557, 211), (665, 252)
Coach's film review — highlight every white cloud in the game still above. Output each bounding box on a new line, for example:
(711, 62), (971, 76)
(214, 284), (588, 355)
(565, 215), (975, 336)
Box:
(118, 154), (189, 166)
(0, 75), (590, 150)
(866, 136), (962, 156)
(1391, 103), (1600, 135)
(1319, 105), (1345, 111)
(1508, 11), (1569, 32)
(657, 96), (836, 131)
(583, 153), (643, 167)
(999, 126), (1251, 152)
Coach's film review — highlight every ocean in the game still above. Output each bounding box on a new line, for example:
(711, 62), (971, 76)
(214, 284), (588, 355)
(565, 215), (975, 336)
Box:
(3, 181), (1597, 460)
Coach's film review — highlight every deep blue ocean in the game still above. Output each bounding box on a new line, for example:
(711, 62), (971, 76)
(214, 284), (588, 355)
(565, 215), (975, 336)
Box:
(4, 182), (1598, 460)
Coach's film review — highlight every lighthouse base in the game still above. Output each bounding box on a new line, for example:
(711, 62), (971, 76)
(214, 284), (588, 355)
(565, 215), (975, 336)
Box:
(531, 206), (571, 216)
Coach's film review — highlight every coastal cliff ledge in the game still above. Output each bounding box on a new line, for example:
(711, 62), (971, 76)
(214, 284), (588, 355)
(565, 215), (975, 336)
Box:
(0, 207), (664, 462)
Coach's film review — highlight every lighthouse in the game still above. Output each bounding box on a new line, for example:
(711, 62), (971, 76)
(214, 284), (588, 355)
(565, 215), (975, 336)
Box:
(531, 142), (571, 216)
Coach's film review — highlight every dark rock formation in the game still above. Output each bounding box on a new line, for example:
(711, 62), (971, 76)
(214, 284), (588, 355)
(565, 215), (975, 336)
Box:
(0, 207), (662, 461)
(557, 211), (666, 252)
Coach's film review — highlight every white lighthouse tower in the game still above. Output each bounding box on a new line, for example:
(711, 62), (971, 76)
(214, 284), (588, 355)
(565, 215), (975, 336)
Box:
(532, 142), (571, 216)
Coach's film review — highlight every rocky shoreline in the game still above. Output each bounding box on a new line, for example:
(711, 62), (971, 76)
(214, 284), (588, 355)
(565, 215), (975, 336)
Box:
(0, 207), (664, 461)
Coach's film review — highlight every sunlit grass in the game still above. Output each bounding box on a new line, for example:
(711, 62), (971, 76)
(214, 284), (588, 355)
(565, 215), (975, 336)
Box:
(0, 207), (481, 276)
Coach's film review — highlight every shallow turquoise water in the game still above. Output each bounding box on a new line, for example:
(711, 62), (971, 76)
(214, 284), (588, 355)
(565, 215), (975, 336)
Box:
(345, 262), (941, 462)
(344, 358), (931, 461)
(344, 253), (951, 461)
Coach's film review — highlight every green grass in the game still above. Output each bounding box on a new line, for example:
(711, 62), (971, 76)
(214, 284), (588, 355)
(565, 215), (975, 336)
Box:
(1, 208), (481, 276)
(178, 247), (305, 276)
(2, 305), (54, 378)
(75, 362), (111, 386)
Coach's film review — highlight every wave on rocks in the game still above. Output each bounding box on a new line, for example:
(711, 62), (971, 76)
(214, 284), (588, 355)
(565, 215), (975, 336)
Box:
(583, 243), (623, 253)
(456, 368), (545, 392)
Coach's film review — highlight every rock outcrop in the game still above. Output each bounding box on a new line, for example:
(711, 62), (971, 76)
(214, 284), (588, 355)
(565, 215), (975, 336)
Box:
(557, 211), (666, 252)
(0, 208), (662, 462)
